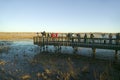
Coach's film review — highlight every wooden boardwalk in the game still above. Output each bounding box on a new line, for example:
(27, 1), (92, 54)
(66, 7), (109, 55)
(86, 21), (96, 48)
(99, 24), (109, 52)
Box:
(33, 32), (120, 59)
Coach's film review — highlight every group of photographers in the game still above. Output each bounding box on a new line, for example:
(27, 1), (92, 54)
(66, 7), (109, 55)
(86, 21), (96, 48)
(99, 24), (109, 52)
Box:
(37, 31), (120, 45)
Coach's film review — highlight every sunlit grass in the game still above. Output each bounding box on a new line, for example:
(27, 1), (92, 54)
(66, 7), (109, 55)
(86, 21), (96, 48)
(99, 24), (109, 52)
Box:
(0, 32), (35, 40)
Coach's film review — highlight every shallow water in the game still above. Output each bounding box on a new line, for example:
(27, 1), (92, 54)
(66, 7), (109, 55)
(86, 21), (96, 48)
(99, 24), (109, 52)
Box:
(0, 39), (120, 62)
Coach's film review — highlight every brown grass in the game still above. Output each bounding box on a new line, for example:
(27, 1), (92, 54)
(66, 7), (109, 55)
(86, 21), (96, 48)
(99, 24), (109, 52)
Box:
(0, 32), (117, 40)
(0, 32), (36, 40)
(0, 52), (120, 80)
(30, 53), (120, 80)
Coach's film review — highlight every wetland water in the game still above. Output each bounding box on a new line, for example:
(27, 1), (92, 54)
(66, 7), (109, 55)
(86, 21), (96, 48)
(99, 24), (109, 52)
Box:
(0, 39), (120, 80)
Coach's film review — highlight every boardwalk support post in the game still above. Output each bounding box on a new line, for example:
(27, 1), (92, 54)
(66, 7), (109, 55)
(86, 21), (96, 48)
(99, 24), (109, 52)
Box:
(40, 46), (42, 53)
(46, 45), (48, 52)
(58, 46), (61, 53)
(54, 46), (58, 53)
(73, 47), (78, 54)
(42, 37), (45, 52)
(115, 50), (118, 60)
(92, 48), (96, 58)
(43, 46), (45, 52)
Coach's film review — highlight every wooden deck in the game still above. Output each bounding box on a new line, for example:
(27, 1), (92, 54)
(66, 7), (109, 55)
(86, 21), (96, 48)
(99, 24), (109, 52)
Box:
(33, 37), (120, 50)
(33, 33), (120, 59)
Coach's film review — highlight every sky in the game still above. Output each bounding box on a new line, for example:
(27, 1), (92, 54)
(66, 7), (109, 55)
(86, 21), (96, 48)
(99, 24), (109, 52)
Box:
(0, 0), (120, 32)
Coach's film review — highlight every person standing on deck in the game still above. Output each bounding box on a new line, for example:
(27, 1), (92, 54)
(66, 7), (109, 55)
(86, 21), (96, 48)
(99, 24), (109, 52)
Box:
(77, 33), (81, 42)
(84, 34), (87, 43)
(67, 33), (73, 42)
(109, 33), (112, 44)
(102, 33), (106, 44)
(41, 31), (46, 37)
(36, 32), (39, 36)
(116, 33), (119, 45)
(71, 33), (74, 43)
(67, 33), (70, 42)
(90, 33), (94, 43)
(47, 33), (50, 37)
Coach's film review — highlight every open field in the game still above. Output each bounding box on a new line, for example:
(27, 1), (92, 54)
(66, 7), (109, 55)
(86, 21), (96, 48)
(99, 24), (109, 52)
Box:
(0, 32), (36, 40)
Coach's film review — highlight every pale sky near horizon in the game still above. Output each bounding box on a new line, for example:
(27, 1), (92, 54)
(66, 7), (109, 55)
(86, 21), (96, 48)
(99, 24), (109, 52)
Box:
(0, 0), (120, 32)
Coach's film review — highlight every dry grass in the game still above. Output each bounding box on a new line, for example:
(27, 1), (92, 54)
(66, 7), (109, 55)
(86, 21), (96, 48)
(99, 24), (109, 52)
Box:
(0, 60), (6, 65)
(0, 47), (120, 80)
(21, 74), (31, 80)
(0, 32), (36, 40)
(0, 32), (116, 40)
(30, 53), (120, 80)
